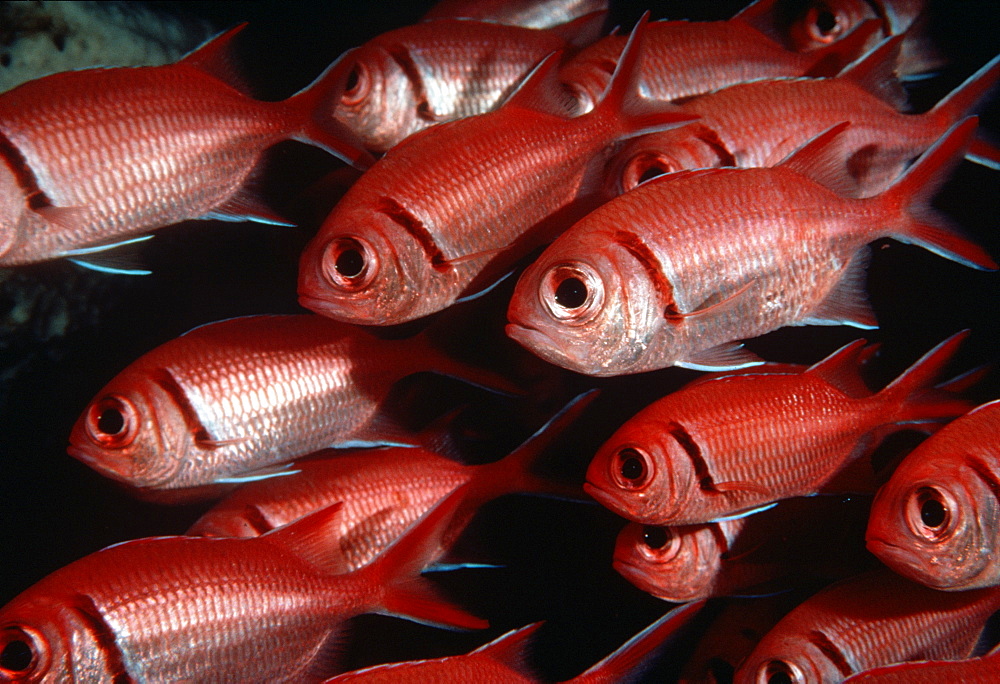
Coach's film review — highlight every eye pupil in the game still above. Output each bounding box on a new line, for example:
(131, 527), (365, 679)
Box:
(554, 276), (587, 309)
(97, 407), (125, 435)
(0, 639), (33, 672)
(619, 449), (645, 482)
(816, 9), (837, 35)
(768, 671), (794, 684)
(642, 525), (670, 549)
(345, 65), (360, 95)
(335, 248), (365, 278)
(638, 165), (666, 185)
(921, 498), (947, 528)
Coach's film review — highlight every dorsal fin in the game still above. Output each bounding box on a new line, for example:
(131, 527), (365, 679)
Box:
(180, 23), (250, 93)
(804, 339), (874, 398)
(778, 122), (859, 195)
(472, 622), (543, 675)
(547, 10), (609, 49)
(259, 501), (345, 574)
(501, 50), (577, 117)
(838, 35), (910, 111)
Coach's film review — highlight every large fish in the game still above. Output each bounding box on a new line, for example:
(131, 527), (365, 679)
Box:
(0, 24), (372, 270)
(298, 15), (698, 326)
(422, 0), (608, 30)
(844, 643), (1000, 682)
(583, 333), (976, 526)
(327, 13), (606, 153)
(67, 314), (515, 502)
(733, 568), (1000, 684)
(0, 486), (485, 683)
(866, 399), (1000, 591)
(506, 118), (995, 377)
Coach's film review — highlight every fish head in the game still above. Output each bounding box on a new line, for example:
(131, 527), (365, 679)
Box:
(738, 630), (846, 684)
(866, 457), (999, 591)
(298, 203), (433, 324)
(330, 46), (422, 153)
(507, 236), (667, 376)
(0, 159), (29, 260)
(785, 0), (878, 52)
(584, 421), (698, 524)
(613, 521), (722, 602)
(610, 127), (731, 194)
(67, 375), (192, 490)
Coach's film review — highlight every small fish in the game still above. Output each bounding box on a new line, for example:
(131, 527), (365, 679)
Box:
(422, 0), (609, 30)
(327, 13), (606, 153)
(557, 4), (876, 113)
(0, 24), (372, 270)
(0, 486), (486, 683)
(67, 314), (516, 501)
(321, 600), (703, 682)
(506, 118), (995, 377)
(866, 399), (1000, 591)
(187, 392), (595, 572)
(298, 15), (697, 326)
(583, 333), (976, 526)
(733, 568), (1000, 684)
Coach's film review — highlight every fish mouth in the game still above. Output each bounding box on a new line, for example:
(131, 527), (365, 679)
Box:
(583, 481), (621, 512)
(67, 443), (130, 483)
(298, 294), (345, 320)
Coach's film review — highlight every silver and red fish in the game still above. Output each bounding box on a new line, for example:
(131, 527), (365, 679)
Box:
(0, 486), (485, 683)
(0, 24), (372, 270)
(326, 12), (606, 153)
(67, 314), (515, 501)
(584, 333), (976, 525)
(507, 118), (995, 376)
(866, 398), (1000, 591)
(422, 0), (608, 30)
(298, 15), (698, 326)
(844, 643), (1000, 683)
(734, 568), (1000, 684)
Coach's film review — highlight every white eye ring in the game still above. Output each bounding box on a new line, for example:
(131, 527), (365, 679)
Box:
(540, 262), (604, 324)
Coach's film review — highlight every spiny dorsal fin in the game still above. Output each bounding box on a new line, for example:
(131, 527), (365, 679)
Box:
(501, 50), (578, 118)
(838, 34), (910, 111)
(259, 501), (345, 574)
(778, 122), (860, 195)
(804, 339), (874, 399)
(179, 23), (251, 93)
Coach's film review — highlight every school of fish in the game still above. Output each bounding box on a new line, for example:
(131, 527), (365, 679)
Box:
(0, 0), (998, 681)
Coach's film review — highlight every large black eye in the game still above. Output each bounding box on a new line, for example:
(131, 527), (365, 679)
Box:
(541, 263), (603, 323)
(322, 236), (378, 291)
(815, 9), (837, 35)
(805, 5), (844, 43)
(86, 395), (139, 448)
(335, 246), (365, 278)
(642, 525), (670, 549)
(0, 638), (32, 672)
(97, 407), (125, 435)
(763, 660), (800, 684)
(0, 627), (43, 676)
(768, 671), (794, 684)
(909, 486), (953, 541)
(342, 62), (369, 106)
(554, 277), (587, 309)
(613, 447), (652, 489)
(921, 497), (947, 529)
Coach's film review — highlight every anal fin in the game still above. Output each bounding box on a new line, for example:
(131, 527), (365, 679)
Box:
(799, 247), (877, 329)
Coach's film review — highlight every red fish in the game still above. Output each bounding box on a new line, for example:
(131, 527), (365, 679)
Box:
(610, 40), (1000, 197)
(844, 643), (1000, 683)
(734, 568), (1000, 683)
(0, 486), (485, 683)
(67, 314), (516, 502)
(321, 600), (703, 682)
(422, 0), (609, 30)
(327, 13), (605, 153)
(187, 392), (594, 572)
(0, 24), (372, 270)
(866, 399), (1000, 591)
(557, 5), (875, 113)
(583, 333), (976, 526)
(298, 15), (698, 326)
(506, 118), (995, 376)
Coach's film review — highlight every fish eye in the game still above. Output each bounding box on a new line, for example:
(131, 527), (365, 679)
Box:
(342, 62), (369, 106)
(806, 5), (844, 42)
(541, 263), (604, 323)
(86, 395), (139, 448)
(0, 626), (45, 677)
(621, 152), (675, 192)
(906, 486), (954, 541)
(612, 447), (653, 489)
(642, 525), (671, 550)
(322, 236), (378, 291)
(762, 660), (803, 684)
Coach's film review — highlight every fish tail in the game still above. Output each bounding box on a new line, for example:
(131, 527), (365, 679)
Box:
(593, 13), (699, 141)
(359, 484), (488, 631)
(929, 54), (1000, 127)
(880, 330), (978, 427)
(881, 117), (997, 270)
(284, 50), (376, 169)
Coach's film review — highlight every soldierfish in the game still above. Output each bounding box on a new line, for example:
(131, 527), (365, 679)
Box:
(298, 15), (698, 326)
(321, 600), (703, 683)
(610, 40), (1000, 197)
(0, 487), (485, 683)
(67, 314), (516, 502)
(844, 643), (1000, 683)
(423, 0), (608, 30)
(0, 24), (372, 270)
(583, 333), (977, 526)
(866, 399), (1000, 591)
(733, 568), (1000, 684)
(327, 13), (606, 153)
(557, 4), (876, 113)
(187, 392), (595, 572)
(506, 118), (995, 377)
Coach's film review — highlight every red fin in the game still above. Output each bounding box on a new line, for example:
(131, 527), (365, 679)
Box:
(778, 122), (861, 196)
(259, 501), (346, 574)
(837, 35), (910, 110)
(361, 484), (489, 631)
(204, 188), (295, 226)
(547, 10), (608, 49)
(799, 247), (878, 329)
(967, 135), (1000, 170)
(713, 480), (773, 496)
(803, 339), (874, 399)
(180, 24), (251, 94)
(880, 117), (997, 270)
(284, 50), (377, 170)
(930, 53), (1000, 127)
(666, 281), (754, 322)
(471, 622), (543, 675)
(576, 601), (705, 681)
(501, 50), (578, 118)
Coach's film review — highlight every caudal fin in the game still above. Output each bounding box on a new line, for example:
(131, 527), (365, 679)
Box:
(284, 50), (376, 169)
(880, 117), (997, 270)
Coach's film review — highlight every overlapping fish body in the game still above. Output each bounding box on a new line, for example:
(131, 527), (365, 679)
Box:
(866, 399), (1000, 591)
(507, 119), (994, 377)
(67, 314), (513, 501)
(422, 0), (608, 30)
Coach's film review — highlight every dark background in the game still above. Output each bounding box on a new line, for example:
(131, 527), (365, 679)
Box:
(1, 0), (998, 680)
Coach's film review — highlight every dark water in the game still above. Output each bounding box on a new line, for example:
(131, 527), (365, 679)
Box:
(1, 0), (998, 680)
